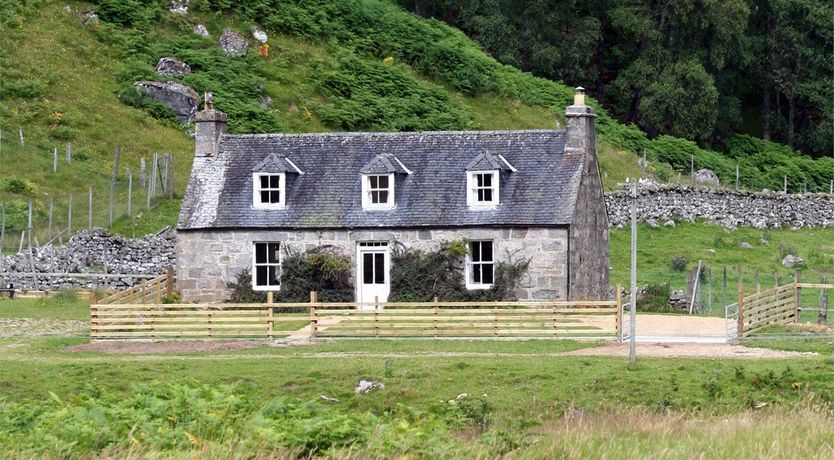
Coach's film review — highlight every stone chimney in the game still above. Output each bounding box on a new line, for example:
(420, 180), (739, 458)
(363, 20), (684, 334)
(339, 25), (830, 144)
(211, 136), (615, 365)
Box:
(564, 86), (596, 158)
(195, 92), (227, 157)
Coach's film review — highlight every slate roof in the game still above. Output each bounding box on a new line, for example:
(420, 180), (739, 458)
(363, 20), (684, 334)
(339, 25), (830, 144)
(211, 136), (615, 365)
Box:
(178, 130), (584, 230)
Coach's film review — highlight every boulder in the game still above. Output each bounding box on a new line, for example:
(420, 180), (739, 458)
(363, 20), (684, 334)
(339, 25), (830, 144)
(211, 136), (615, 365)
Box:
(663, 220), (676, 228)
(739, 242), (753, 249)
(168, 0), (188, 14)
(133, 81), (200, 124)
(252, 27), (268, 44)
(781, 255), (805, 268)
(260, 96), (273, 109)
(193, 24), (210, 37)
(156, 57), (191, 77)
(692, 168), (720, 185)
(81, 11), (98, 26)
(646, 218), (659, 229)
(219, 29), (249, 57)
(355, 380), (384, 394)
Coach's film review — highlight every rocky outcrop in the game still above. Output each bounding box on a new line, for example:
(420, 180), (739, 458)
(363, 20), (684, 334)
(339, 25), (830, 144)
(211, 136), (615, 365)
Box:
(252, 27), (268, 44)
(193, 24), (210, 37)
(133, 81), (199, 123)
(692, 168), (719, 185)
(219, 29), (249, 56)
(0, 229), (176, 290)
(156, 57), (191, 77)
(168, 0), (188, 14)
(606, 185), (834, 229)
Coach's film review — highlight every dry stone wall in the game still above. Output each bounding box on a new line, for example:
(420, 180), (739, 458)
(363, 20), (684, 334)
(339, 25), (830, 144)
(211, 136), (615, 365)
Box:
(0, 229), (175, 290)
(605, 185), (834, 229)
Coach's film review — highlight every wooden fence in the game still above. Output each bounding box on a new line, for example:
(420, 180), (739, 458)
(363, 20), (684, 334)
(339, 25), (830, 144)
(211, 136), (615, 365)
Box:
(96, 267), (174, 305)
(90, 292), (620, 341)
(738, 279), (834, 337)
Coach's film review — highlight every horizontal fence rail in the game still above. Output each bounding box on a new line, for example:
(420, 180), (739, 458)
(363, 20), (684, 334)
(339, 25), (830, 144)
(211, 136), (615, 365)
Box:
(738, 281), (833, 337)
(90, 293), (621, 341)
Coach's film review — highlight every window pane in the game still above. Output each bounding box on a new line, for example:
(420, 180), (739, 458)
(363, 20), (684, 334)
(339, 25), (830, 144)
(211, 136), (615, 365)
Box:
(260, 176), (269, 188)
(363, 253), (374, 284)
(270, 190), (281, 203)
(370, 191), (380, 203)
(471, 241), (481, 262)
(481, 242), (493, 262)
(374, 253), (385, 284)
(483, 188), (493, 202)
(255, 243), (266, 263)
(268, 266), (279, 286)
(378, 175), (389, 188)
(482, 263), (494, 284)
(477, 189), (485, 202)
(270, 175), (281, 188)
(256, 266), (268, 286)
(267, 243), (280, 263)
(482, 173), (492, 187)
(260, 191), (270, 203)
(378, 191), (389, 203)
(476, 174), (484, 187)
(369, 176), (378, 188)
(472, 264), (482, 284)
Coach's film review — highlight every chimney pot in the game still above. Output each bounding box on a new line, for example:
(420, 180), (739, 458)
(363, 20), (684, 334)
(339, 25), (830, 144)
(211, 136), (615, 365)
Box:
(573, 86), (586, 106)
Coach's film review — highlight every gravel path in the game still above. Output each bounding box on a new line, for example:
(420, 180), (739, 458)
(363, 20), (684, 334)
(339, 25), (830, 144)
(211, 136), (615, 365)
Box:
(0, 318), (88, 338)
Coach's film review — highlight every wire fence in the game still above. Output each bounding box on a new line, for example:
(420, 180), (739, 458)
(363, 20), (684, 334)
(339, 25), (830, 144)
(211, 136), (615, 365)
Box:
(0, 126), (177, 255)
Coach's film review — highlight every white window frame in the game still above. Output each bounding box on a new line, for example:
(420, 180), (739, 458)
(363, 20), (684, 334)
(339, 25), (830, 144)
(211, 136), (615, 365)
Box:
(361, 173), (395, 210)
(465, 240), (495, 289)
(252, 173), (286, 209)
(252, 241), (282, 291)
(466, 170), (499, 208)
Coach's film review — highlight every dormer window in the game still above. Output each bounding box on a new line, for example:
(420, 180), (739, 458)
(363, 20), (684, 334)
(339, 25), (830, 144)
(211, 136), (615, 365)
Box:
(253, 173), (285, 209)
(251, 153), (304, 210)
(465, 151), (516, 209)
(467, 171), (499, 207)
(362, 174), (394, 209)
(360, 153), (411, 211)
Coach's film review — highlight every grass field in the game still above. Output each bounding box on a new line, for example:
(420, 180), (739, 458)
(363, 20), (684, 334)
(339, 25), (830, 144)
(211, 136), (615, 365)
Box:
(610, 222), (834, 317)
(1, 298), (834, 458)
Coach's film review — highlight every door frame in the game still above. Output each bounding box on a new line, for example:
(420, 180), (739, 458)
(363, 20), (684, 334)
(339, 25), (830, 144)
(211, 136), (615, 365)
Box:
(355, 241), (391, 307)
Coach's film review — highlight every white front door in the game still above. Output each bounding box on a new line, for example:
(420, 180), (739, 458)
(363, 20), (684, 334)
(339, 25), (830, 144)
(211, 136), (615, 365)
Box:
(357, 242), (390, 307)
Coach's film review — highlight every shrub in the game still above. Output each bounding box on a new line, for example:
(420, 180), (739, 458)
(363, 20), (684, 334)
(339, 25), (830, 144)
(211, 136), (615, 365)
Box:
(227, 267), (266, 303)
(389, 240), (529, 302)
(277, 247), (354, 302)
(669, 255), (689, 272)
(1, 177), (36, 195)
(638, 283), (672, 313)
(778, 243), (798, 259)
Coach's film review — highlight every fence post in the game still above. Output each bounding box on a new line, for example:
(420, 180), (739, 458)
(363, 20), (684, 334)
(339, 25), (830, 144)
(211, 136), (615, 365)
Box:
(109, 146), (121, 227)
(66, 143), (71, 163)
(0, 203), (5, 257)
(88, 186), (93, 230)
(735, 164), (739, 190)
(48, 195), (53, 241)
(166, 266), (174, 296)
(433, 296), (439, 337)
(127, 168), (133, 218)
(737, 276), (745, 338)
(67, 194), (73, 236)
(309, 291), (318, 339)
(818, 276), (828, 325)
(267, 291), (274, 339)
(794, 271), (801, 322)
(374, 295), (380, 337)
(53, 147), (58, 174)
(614, 283), (623, 342)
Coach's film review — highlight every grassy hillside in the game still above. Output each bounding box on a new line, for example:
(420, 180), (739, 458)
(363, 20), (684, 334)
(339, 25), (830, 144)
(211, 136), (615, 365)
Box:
(0, 0), (830, 253)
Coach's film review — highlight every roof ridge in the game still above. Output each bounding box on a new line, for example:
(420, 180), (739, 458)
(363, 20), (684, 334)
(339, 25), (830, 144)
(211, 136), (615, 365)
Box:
(224, 129), (565, 139)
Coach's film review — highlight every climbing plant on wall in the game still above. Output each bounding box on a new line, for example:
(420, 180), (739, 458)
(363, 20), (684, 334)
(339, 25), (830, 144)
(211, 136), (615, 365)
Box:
(388, 240), (530, 302)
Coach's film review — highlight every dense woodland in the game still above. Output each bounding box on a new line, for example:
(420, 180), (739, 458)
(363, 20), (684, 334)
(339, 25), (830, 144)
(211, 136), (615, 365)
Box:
(399, 0), (833, 159)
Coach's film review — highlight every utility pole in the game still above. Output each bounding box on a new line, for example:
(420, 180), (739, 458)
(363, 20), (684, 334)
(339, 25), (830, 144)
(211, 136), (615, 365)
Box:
(629, 179), (637, 364)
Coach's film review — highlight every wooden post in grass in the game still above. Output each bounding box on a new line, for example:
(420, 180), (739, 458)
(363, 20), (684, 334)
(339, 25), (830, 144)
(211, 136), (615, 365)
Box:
(433, 296), (439, 337)
(66, 143), (71, 163)
(737, 274), (745, 338)
(267, 291), (274, 339)
(309, 291), (318, 339)
(614, 283), (623, 341)
(0, 202), (5, 258)
(735, 164), (739, 190)
(755, 270), (760, 294)
(127, 168), (133, 218)
(67, 194), (72, 236)
(18, 127), (24, 146)
(88, 186), (93, 230)
(108, 146), (121, 227)
(794, 271), (801, 322)
(48, 195), (53, 241)
(166, 266), (174, 296)
(166, 154), (174, 199)
(53, 147), (58, 174)
(722, 266), (727, 309)
(784, 176), (787, 193)
(374, 295), (380, 337)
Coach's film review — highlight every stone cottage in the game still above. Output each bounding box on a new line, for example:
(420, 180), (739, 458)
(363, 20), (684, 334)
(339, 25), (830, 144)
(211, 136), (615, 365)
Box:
(176, 88), (609, 303)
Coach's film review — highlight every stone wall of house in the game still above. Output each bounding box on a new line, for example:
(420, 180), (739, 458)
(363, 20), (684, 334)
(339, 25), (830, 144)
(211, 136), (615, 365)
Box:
(569, 155), (610, 301)
(605, 185), (834, 229)
(176, 227), (568, 303)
